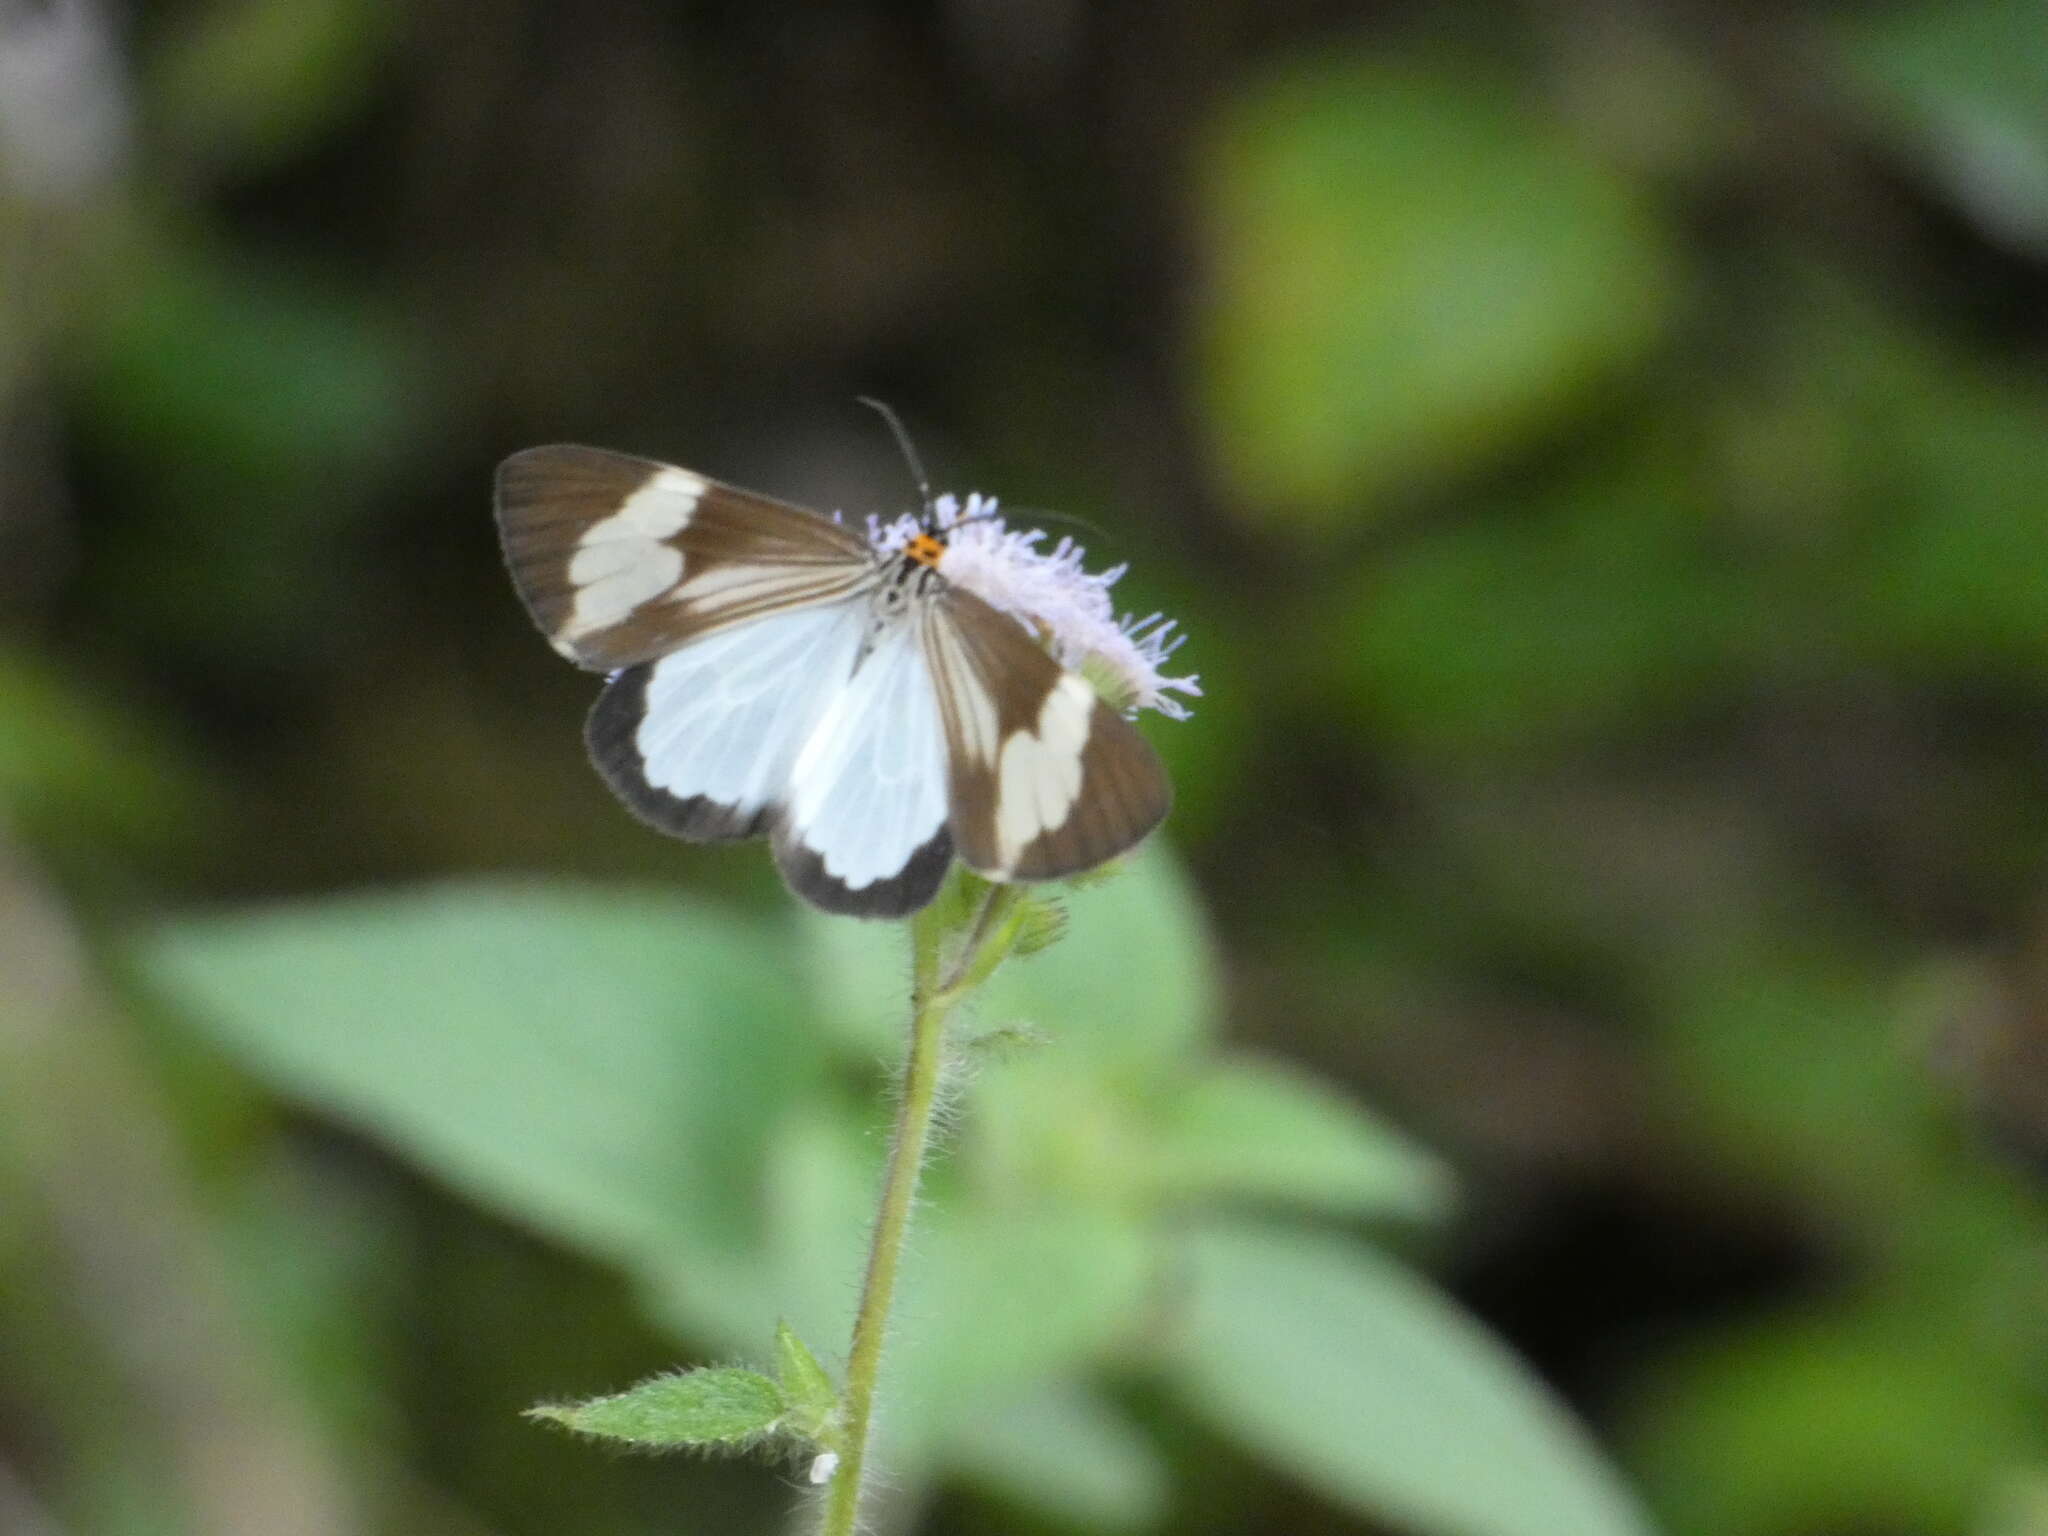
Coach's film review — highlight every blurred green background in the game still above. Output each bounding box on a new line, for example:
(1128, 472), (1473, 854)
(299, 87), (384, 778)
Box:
(5, 1), (2048, 1534)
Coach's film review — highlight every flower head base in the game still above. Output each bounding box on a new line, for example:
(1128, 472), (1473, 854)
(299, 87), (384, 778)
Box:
(866, 494), (1200, 720)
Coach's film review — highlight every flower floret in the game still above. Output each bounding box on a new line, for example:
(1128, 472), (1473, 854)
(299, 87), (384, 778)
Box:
(866, 494), (1198, 719)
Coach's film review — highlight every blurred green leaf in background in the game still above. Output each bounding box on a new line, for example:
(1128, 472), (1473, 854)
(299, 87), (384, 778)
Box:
(1199, 52), (1676, 532)
(133, 859), (1648, 1536)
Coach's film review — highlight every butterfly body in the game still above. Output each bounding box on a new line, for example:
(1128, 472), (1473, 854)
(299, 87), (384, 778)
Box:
(496, 445), (1171, 918)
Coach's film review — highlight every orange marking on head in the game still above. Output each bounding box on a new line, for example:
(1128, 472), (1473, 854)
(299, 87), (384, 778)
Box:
(904, 532), (946, 568)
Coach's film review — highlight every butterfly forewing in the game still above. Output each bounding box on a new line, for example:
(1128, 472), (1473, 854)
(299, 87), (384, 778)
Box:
(922, 587), (1171, 882)
(495, 444), (877, 671)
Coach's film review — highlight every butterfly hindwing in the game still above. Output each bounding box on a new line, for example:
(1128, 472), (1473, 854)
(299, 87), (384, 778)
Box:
(583, 588), (952, 918)
(922, 587), (1171, 881)
(496, 444), (876, 672)
(773, 615), (954, 917)
(586, 599), (870, 844)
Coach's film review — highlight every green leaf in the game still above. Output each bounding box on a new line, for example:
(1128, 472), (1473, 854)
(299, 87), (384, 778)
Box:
(648, 1104), (871, 1360)
(0, 646), (222, 862)
(1008, 893), (1070, 959)
(801, 846), (1218, 1069)
(78, 231), (413, 493)
(212, 1150), (408, 1449)
(1163, 1220), (1654, 1536)
(73, 229), (419, 664)
(1828, 0), (2048, 253)
(1199, 52), (1675, 529)
(131, 882), (817, 1273)
(1979, 1471), (2048, 1536)
(1329, 440), (1734, 755)
(774, 1321), (840, 1441)
(639, 1102), (1153, 1465)
(1625, 1307), (2041, 1536)
(529, 1368), (786, 1449)
(1150, 1055), (1454, 1221)
(1850, 365), (2048, 682)
(895, 1196), (1151, 1445)
(945, 1382), (1169, 1532)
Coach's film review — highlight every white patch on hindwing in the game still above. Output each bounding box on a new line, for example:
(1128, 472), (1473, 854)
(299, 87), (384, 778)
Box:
(632, 600), (867, 818)
(783, 614), (949, 889)
(565, 468), (706, 637)
(992, 672), (1094, 871)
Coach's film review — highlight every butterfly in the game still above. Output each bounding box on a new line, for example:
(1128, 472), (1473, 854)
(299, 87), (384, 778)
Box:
(494, 444), (1172, 917)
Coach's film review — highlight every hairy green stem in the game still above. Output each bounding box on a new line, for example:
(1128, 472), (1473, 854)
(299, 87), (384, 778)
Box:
(820, 884), (1019, 1536)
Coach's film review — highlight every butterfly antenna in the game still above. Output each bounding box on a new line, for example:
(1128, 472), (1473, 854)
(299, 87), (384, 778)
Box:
(999, 505), (1111, 542)
(855, 396), (935, 519)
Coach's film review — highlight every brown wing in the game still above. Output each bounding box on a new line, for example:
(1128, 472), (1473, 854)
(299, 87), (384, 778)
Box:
(495, 444), (878, 671)
(921, 585), (1171, 881)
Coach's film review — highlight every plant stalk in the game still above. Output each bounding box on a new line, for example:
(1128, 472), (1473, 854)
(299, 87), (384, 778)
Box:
(819, 884), (1018, 1536)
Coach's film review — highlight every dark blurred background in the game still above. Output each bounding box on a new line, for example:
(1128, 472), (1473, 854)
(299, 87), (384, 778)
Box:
(4, 0), (2048, 1534)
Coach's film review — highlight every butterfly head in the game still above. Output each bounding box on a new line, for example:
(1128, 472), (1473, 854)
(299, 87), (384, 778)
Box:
(903, 530), (946, 568)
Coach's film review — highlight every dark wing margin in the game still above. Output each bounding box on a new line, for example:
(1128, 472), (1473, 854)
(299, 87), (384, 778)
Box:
(1007, 694), (1172, 880)
(495, 444), (876, 672)
(589, 649), (956, 915)
(584, 665), (771, 842)
(923, 586), (1171, 882)
(771, 821), (954, 919)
